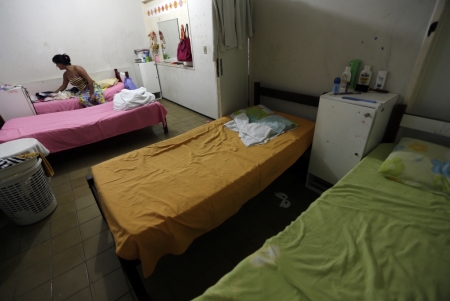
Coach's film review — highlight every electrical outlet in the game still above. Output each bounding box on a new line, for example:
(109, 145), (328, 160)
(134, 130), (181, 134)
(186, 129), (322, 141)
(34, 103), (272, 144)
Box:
(204, 46), (207, 54)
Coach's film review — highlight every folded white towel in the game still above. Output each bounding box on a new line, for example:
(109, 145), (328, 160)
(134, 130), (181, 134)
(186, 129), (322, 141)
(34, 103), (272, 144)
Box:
(113, 87), (155, 111)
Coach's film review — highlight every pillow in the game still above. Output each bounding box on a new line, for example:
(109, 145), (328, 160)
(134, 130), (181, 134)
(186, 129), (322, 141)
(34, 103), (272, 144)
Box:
(378, 137), (450, 196)
(96, 78), (119, 89)
(230, 105), (275, 122)
(230, 105), (298, 133)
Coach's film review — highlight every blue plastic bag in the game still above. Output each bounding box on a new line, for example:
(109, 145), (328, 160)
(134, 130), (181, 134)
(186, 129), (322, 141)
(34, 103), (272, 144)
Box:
(124, 77), (137, 90)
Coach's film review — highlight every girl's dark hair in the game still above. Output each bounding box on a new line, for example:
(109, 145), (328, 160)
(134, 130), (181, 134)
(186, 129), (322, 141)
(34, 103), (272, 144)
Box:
(52, 54), (71, 65)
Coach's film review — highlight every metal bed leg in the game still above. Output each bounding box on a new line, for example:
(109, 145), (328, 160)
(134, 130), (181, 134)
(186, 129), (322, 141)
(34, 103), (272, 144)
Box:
(163, 118), (169, 133)
(119, 258), (151, 301)
(86, 175), (152, 301)
(86, 175), (107, 221)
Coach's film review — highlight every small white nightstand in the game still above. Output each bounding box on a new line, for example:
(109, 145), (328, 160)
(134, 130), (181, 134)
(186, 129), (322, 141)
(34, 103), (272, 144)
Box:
(306, 92), (398, 194)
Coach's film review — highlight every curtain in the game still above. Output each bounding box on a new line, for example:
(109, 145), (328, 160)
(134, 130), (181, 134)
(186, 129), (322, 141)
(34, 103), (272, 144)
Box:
(213, 0), (253, 59)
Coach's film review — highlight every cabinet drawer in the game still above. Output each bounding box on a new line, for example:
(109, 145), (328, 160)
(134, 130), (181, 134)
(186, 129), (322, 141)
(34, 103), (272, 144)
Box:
(309, 98), (376, 184)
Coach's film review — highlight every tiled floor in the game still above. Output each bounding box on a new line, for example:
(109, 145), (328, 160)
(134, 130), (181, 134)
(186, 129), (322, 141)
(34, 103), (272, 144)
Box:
(0, 99), (319, 301)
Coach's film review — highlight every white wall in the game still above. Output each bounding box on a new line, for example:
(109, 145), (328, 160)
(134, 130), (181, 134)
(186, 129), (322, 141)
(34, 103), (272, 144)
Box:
(0, 0), (147, 87)
(252, 0), (438, 121)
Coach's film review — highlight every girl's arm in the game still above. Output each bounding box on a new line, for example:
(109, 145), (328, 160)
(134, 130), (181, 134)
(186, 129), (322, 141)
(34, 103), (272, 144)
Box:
(54, 74), (69, 93)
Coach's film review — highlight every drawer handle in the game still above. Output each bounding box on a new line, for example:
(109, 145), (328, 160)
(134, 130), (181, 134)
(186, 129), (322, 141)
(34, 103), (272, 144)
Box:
(364, 113), (371, 118)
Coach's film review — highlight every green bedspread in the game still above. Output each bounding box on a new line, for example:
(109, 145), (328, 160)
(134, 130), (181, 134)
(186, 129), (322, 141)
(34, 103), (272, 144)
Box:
(194, 144), (450, 301)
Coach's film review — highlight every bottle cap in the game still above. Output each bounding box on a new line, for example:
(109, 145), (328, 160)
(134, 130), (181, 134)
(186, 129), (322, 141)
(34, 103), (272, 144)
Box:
(345, 67), (351, 72)
(334, 77), (341, 84)
(365, 65), (371, 70)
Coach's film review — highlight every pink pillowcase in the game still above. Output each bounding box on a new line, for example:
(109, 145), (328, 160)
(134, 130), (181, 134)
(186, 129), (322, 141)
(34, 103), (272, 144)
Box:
(104, 82), (124, 102)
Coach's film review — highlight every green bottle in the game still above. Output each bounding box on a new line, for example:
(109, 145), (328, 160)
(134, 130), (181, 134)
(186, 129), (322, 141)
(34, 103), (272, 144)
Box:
(349, 60), (360, 89)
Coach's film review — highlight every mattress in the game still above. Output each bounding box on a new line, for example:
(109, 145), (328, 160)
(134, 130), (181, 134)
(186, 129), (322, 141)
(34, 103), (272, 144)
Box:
(33, 82), (124, 114)
(194, 143), (450, 300)
(91, 113), (315, 277)
(0, 101), (167, 153)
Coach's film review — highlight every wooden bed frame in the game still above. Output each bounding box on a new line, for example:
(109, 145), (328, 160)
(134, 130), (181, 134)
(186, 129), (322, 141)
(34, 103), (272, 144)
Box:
(86, 82), (319, 301)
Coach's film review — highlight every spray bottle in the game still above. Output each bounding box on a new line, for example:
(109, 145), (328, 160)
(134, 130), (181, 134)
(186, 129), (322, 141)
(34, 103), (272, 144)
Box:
(340, 67), (351, 93)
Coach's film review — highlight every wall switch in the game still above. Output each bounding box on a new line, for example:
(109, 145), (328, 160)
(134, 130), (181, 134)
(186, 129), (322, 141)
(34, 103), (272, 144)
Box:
(204, 46), (207, 54)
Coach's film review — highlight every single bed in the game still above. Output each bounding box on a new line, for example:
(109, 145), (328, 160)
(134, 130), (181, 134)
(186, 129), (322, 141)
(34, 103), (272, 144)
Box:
(193, 109), (450, 301)
(87, 82), (319, 300)
(0, 100), (168, 153)
(32, 69), (126, 115)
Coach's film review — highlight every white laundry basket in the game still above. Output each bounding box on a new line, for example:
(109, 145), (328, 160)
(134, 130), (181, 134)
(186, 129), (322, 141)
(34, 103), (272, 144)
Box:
(0, 158), (56, 225)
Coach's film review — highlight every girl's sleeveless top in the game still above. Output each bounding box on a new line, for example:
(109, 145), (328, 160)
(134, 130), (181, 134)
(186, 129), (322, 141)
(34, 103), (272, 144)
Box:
(69, 76), (88, 91)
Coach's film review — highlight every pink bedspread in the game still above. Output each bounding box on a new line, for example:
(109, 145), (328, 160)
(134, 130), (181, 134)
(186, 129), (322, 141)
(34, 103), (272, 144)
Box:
(0, 101), (167, 153)
(33, 82), (124, 115)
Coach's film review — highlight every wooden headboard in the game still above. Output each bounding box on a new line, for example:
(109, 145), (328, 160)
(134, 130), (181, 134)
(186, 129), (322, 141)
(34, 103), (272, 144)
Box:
(382, 103), (450, 143)
(114, 69), (129, 82)
(254, 82), (320, 107)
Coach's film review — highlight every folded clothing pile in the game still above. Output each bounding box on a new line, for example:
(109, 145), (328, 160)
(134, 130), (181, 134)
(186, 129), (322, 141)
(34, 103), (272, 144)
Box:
(113, 87), (155, 111)
(224, 105), (298, 146)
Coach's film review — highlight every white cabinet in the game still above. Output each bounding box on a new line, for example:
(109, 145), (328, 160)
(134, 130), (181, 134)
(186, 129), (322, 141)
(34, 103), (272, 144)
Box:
(306, 92), (398, 194)
(133, 63), (161, 99)
(0, 87), (36, 121)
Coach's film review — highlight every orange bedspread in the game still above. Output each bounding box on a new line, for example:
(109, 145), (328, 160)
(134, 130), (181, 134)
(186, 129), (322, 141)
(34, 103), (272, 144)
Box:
(92, 113), (315, 277)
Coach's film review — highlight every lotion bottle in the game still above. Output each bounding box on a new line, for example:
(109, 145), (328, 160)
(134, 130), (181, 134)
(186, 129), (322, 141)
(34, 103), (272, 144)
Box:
(374, 71), (387, 89)
(340, 67), (351, 93)
(349, 60), (360, 89)
(358, 65), (372, 86)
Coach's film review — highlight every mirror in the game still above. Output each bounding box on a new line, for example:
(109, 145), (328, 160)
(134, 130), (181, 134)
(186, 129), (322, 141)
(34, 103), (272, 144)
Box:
(158, 18), (180, 61)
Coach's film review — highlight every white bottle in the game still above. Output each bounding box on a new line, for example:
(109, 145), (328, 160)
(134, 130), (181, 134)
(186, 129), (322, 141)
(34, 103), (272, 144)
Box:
(358, 65), (372, 86)
(374, 71), (387, 89)
(340, 67), (351, 93)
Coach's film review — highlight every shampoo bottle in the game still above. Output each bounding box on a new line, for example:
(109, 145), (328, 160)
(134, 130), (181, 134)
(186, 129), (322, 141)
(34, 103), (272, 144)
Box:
(349, 60), (360, 89)
(358, 65), (372, 86)
(340, 67), (351, 93)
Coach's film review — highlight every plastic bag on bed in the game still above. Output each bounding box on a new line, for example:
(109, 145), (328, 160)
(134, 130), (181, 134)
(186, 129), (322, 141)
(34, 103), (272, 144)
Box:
(124, 77), (137, 90)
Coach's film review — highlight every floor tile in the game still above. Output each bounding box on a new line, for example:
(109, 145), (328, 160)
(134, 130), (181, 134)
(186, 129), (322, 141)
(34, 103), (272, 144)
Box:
(72, 185), (91, 199)
(55, 190), (74, 206)
(164, 256), (208, 301)
(52, 243), (85, 277)
(117, 292), (134, 301)
(52, 181), (72, 196)
(83, 230), (114, 260)
(65, 287), (92, 301)
(20, 224), (51, 252)
(0, 276), (16, 301)
(50, 201), (76, 222)
(0, 218), (22, 242)
(86, 247), (121, 283)
(70, 168), (89, 181)
(71, 176), (88, 189)
(90, 268), (129, 301)
(75, 194), (96, 211)
(79, 216), (108, 241)
(0, 238), (20, 262)
(51, 173), (71, 187)
(51, 213), (78, 237)
(15, 240), (51, 274)
(52, 263), (89, 301)
(77, 204), (101, 225)
(14, 258), (51, 298)
(14, 281), (51, 301)
(51, 226), (82, 255)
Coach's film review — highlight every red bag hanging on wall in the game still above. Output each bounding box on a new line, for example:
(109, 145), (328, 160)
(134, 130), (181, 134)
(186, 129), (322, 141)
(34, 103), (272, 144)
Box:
(177, 24), (192, 61)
